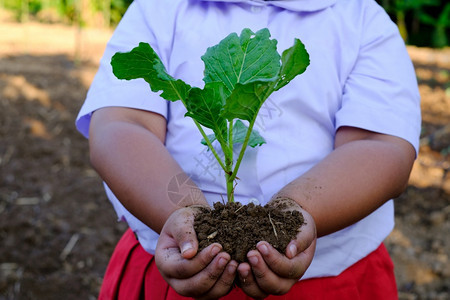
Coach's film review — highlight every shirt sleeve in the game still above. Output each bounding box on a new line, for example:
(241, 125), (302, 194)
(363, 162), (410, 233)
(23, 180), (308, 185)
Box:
(335, 1), (421, 154)
(75, 0), (171, 138)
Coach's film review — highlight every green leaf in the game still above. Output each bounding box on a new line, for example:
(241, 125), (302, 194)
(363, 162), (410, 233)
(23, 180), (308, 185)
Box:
(111, 42), (191, 101)
(201, 133), (217, 146)
(233, 120), (266, 147)
(275, 38), (310, 91)
(221, 81), (269, 121)
(201, 120), (265, 148)
(201, 28), (281, 93)
(185, 82), (228, 142)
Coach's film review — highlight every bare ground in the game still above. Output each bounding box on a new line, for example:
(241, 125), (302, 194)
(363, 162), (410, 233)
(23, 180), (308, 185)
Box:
(0, 20), (448, 299)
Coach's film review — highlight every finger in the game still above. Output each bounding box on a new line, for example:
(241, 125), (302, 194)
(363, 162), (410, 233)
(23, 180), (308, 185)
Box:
(169, 251), (232, 297)
(246, 249), (296, 295)
(196, 260), (238, 300)
(237, 262), (268, 299)
(286, 208), (316, 259)
(156, 242), (222, 279)
(256, 240), (315, 280)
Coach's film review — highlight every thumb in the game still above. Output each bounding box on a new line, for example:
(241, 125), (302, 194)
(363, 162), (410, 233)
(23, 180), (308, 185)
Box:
(164, 206), (207, 259)
(286, 208), (316, 259)
(179, 232), (197, 259)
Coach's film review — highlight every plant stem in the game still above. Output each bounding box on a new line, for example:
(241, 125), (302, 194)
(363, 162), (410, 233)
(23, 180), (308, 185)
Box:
(194, 122), (226, 169)
(226, 120), (234, 202)
(178, 98), (226, 171)
(178, 96), (234, 202)
(226, 169), (234, 202)
(231, 85), (275, 183)
(231, 117), (256, 183)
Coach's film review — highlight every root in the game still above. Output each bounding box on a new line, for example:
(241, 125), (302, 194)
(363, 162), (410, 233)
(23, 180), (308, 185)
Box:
(268, 212), (278, 239)
(234, 204), (245, 213)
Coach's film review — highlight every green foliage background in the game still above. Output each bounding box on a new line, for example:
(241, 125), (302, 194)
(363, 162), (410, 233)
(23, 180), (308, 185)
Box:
(377, 0), (450, 48)
(0, 0), (449, 47)
(0, 0), (133, 27)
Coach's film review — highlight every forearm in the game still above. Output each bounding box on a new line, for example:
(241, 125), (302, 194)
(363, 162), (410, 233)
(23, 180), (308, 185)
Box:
(274, 127), (415, 237)
(89, 108), (208, 233)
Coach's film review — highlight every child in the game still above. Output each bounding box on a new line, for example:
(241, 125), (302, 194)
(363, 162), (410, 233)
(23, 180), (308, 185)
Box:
(76, 0), (421, 298)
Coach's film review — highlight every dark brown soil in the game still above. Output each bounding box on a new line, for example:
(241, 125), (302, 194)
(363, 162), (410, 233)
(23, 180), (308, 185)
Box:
(194, 201), (305, 263)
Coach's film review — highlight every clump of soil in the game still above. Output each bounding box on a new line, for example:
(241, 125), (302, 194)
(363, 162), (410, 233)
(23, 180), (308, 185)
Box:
(194, 200), (305, 263)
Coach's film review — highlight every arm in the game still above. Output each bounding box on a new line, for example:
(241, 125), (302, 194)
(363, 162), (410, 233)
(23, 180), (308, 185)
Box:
(89, 107), (237, 299)
(89, 106), (194, 233)
(237, 127), (415, 298)
(275, 126), (415, 237)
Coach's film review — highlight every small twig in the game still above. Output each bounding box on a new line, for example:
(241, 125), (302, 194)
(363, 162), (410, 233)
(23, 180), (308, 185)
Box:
(268, 212), (278, 239)
(0, 145), (15, 166)
(234, 204), (245, 213)
(60, 234), (80, 260)
(15, 197), (40, 205)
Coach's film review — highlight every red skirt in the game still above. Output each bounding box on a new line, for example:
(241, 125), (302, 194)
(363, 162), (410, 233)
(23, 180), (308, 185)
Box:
(99, 229), (398, 300)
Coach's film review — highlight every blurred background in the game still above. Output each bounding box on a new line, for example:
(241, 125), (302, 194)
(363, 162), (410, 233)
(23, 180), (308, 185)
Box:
(0, 0), (448, 299)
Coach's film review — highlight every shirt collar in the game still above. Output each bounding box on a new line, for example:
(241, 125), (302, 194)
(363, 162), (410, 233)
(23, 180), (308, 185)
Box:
(199, 0), (337, 12)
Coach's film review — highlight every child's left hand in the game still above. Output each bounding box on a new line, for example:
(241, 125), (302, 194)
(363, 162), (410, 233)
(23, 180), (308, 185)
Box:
(237, 200), (317, 299)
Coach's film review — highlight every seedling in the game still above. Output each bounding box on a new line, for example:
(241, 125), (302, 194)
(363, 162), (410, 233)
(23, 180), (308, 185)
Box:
(111, 28), (310, 203)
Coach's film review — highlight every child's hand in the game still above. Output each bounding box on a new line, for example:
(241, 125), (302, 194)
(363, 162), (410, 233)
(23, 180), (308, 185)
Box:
(155, 206), (238, 299)
(237, 198), (317, 299)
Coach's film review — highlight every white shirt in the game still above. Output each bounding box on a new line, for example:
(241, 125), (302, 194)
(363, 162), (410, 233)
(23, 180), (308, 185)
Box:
(76, 0), (421, 279)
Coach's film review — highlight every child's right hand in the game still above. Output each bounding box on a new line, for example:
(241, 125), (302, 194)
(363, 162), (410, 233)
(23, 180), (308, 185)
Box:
(155, 206), (238, 299)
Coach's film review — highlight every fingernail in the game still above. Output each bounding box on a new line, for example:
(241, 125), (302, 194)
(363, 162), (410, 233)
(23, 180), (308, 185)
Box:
(181, 242), (193, 255)
(227, 262), (237, 273)
(248, 255), (258, 265)
(288, 244), (297, 257)
(218, 257), (228, 268)
(258, 243), (269, 255)
(211, 245), (221, 256)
